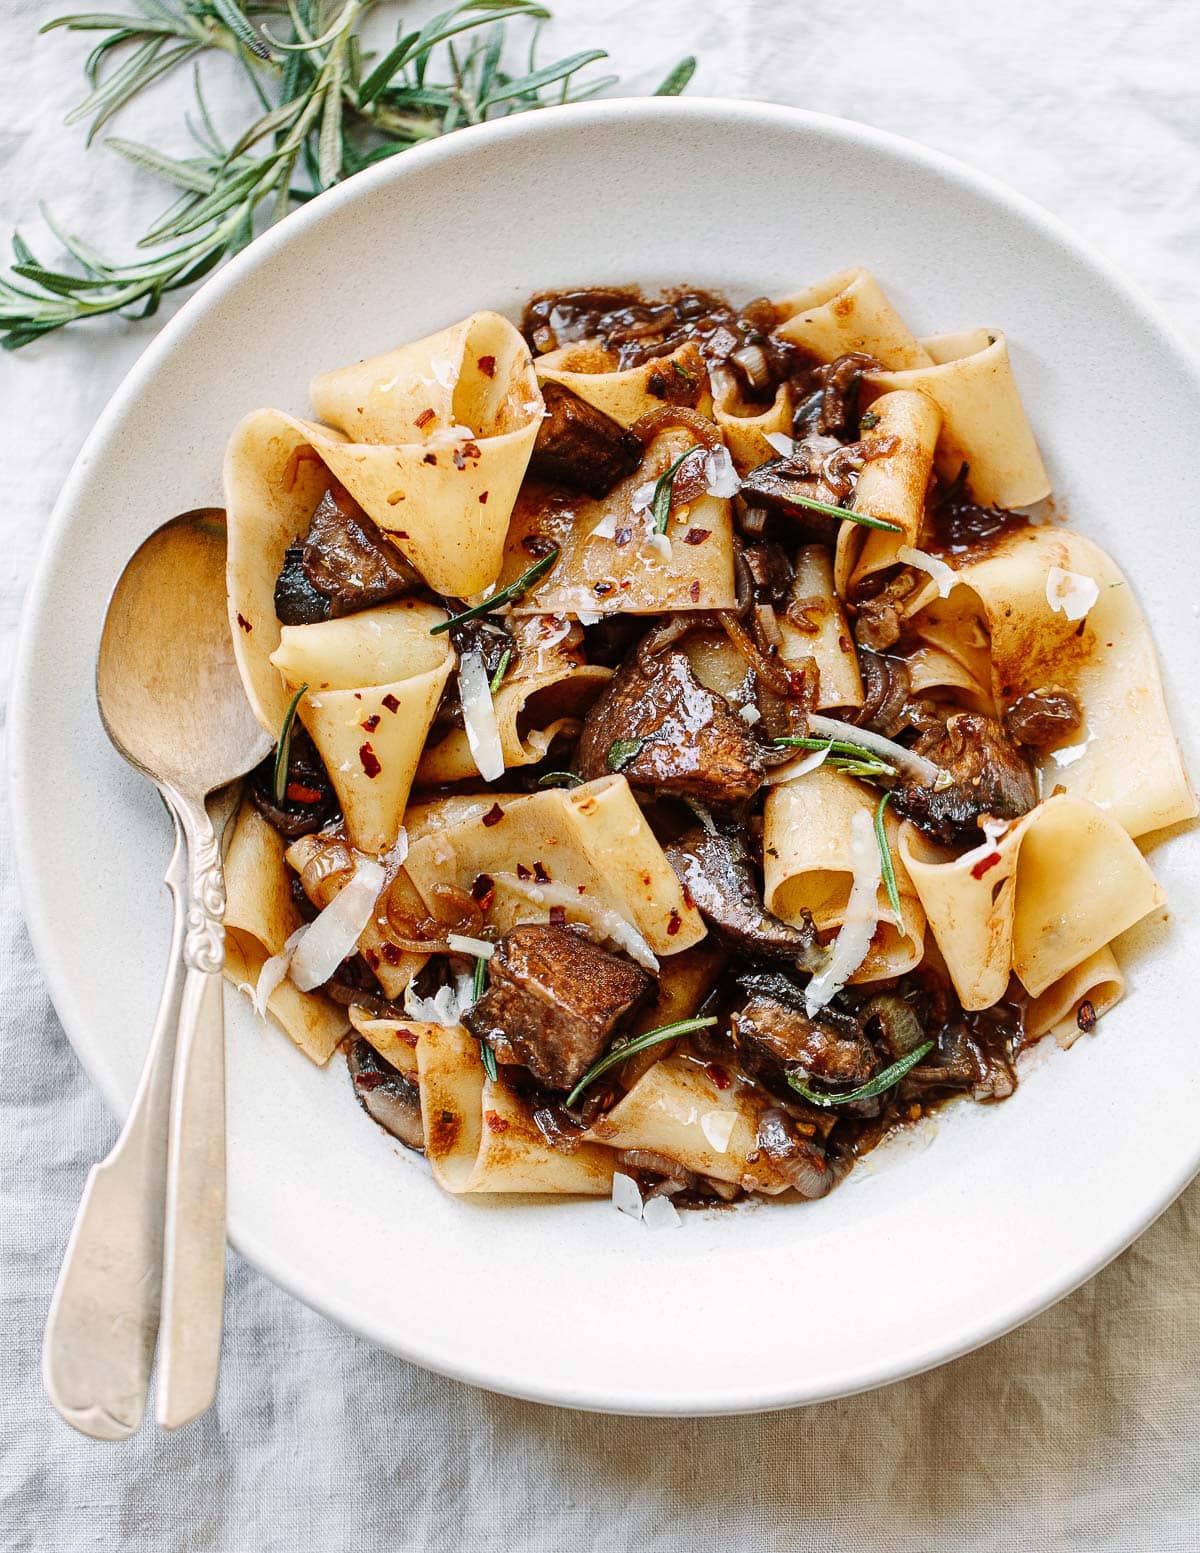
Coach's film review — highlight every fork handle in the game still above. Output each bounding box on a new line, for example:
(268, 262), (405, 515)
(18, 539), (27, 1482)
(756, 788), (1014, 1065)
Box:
(42, 800), (189, 1440)
(155, 797), (228, 1430)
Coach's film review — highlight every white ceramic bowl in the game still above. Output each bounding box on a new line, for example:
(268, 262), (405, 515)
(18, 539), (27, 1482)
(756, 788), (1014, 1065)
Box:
(12, 99), (1200, 1415)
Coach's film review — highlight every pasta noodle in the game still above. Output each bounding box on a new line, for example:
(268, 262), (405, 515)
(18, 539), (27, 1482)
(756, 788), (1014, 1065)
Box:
(534, 339), (711, 426)
(775, 267), (933, 369)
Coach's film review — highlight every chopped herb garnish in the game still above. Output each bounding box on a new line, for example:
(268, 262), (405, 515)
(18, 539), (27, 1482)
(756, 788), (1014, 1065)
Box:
(651, 447), (701, 534)
(874, 791), (902, 921)
(429, 548), (560, 635)
(773, 735), (897, 778)
(471, 957), (498, 1082)
(565, 1016), (718, 1109)
(671, 359), (695, 383)
(489, 647), (512, 693)
(272, 683), (308, 805)
(537, 770), (585, 788)
(606, 737), (645, 772)
(859, 410), (879, 430)
(787, 1040), (934, 1107)
(774, 490), (903, 533)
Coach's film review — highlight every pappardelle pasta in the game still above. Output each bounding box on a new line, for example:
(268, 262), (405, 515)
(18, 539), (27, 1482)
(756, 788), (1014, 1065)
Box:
(223, 268), (1194, 1217)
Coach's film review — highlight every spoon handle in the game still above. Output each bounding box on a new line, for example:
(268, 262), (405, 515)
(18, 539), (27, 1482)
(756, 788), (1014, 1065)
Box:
(156, 798), (228, 1430)
(42, 799), (189, 1441)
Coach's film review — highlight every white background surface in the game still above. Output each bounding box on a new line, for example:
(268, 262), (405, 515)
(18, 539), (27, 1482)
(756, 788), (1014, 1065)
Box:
(2, 2), (1199, 1549)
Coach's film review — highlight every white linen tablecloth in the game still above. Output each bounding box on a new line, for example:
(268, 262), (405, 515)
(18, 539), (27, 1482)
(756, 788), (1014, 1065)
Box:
(2, 1), (1199, 1548)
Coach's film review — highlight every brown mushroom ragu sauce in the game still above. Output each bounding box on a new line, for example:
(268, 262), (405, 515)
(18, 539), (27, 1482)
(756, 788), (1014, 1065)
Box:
(253, 283), (1078, 1209)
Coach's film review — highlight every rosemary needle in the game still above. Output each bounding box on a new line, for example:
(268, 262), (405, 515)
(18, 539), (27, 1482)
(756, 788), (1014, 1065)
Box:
(272, 682), (308, 804)
(565, 1016), (718, 1109)
(787, 1041), (933, 1107)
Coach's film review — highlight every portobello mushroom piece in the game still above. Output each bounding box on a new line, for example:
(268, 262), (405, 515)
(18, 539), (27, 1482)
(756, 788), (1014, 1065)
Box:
(891, 712), (1038, 846)
(248, 721), (338, 838)
(732, 991), (876, 1085)
(345, 1036), (425, 1152)
(738, 457), (843, 542)
(1002, 686), (1084, 754)
(463, 924), (652, 1092)
(576, 647), (766, 805)
(742, 540), (795, 606)
(528, 381), (643, 497)
(302, 485), (422, 615)
(664, 830), (822, 971)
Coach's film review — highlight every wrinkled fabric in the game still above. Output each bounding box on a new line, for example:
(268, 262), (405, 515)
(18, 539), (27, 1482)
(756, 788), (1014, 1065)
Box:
(2, 1), (1200, 1549)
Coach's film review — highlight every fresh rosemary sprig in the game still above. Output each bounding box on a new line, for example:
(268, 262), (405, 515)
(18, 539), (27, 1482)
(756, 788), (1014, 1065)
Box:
(874, 790), (902, 920)
(272, 681), (308, 802)
(776, 489), (902, 534)
(772, 734), (898, 781)
(650, 445), (702, 534)
(3, 2), (696, 349)
(488, 646), (512, 692)
(429, 545), (560, 633)
(786, 1040), (933, 1108)
(565, 1015), (718, 1109)
(536, 770), (583, 787)
(471, 955), (498, 1080)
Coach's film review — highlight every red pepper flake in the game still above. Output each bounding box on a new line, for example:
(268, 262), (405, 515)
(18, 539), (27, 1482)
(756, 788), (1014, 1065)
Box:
(970, 851), (1002, 880)
(477, 355), (496, 378)
(478, 491), (489, 504)
(683, 528), (710, 546)
(415, 407), (435, 429)
(705, 1063), (731, 1090)
(484, 1110), (510, 1134)
(614, 526), (633, 547)
(382, 693), (400, 713)
(359, 743), (382, 779)
(236, 612), (252, 632)
(482, 802), (505, 828)
(533, 861), (551, 884)
(394, 531), (409, 539)
(363, 948), (380, 970)
(838, 634), (854, 653)
(355, 1070), (386, 1091)
(470, 873), (495, 908)
(577, 884), (587, 894)
(463, 441), (481, 460)
(361, 714), (380, 732)
(548, 905), (566, 926)
(423, 452), (438, 466)
(286, 782), (324, 804)
(394, 1025), (419, 1046)
(666, 909), (682, 937)
(688, 580), (701, 602)
(1076, 999), (1098, 1033)
(353, 692), (363, 701)
(515, 862), (531, 880)
(593, 581), (613, 595)
(381, 943), (402, 965)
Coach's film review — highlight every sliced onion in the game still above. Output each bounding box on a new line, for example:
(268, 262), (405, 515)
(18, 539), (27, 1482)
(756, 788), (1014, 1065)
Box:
(494, 872), (660, 971)
(805, 809), (880, 1013)
(447, 933), (494, 958)
(641, 1193), (682, 1229)
(808, 713), (941, 786)
(458, 649), (505, 782)
(289, 858), (386, 992)
(765, 743), (832, 786)
(897, 545), (959, 599)
(611, 1172), (644, 1221)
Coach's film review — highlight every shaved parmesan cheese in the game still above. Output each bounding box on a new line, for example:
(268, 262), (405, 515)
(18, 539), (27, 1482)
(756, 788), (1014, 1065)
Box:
(588, 511), (618, 541)
(447, 933), (494, 958)
(703, 446), (740, 498)
(897, 545), (959, 598)
(521, 398), (548, 419)
(384, 827), (409, 873)
(403, 968), (475, 1026)
(642, 1194), (682, 1229)
(700, 1110), (738, 1154)
(458, 650), (505, 782)
(494, 873), (660, 971)
(252, 925), (306, 1017)
(642, 532), (672, 565)
(575, 611), (603, 627)
(630, 481), (657, 515)
(612, 1172), (644, 1221)
(429, 354), (459, 390)
(1050, 735), (1093, 768)
(738, 703), (762, 725)
(1046, 565), (1099, 622)
(765, 431), (795, 458)
(290, 858), (386, 992)
(805, 809), (880, 1013)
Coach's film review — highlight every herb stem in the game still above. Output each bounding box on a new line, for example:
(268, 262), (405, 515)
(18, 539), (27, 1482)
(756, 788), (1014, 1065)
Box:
(777, 489), (903, 534)
(874, 791), (903, 921)
(471, 955), (498, 1081)
(651, 446), (701, 534)
(430, 547), (559, 635)
(565, 1015), (718, 1109)
(272, 681), (308, 803)
(786, 1040), (933, 1107)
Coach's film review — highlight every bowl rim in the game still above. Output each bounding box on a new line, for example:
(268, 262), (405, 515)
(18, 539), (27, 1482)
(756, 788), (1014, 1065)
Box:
(11, 95), (1200, 1414)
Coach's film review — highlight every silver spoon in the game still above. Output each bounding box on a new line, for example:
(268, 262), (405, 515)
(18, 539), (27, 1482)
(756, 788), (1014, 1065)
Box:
(43, 509), (271, 1439)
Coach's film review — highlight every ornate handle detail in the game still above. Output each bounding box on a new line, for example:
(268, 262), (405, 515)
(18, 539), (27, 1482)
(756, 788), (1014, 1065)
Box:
(182, 816), (226, 975)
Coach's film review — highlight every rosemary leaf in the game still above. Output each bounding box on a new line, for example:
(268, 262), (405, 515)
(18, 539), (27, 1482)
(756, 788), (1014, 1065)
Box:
(786, 1040), (934, 1107)
(605, 737), (644, 772)
(651, 446), (700, 534)
(429, 547), (559, 634)
(776, 489), (903, 534)
(565, 1016), (718, 1109)
(488, 646), (512, 692)
(655, 55), (696, 95)
(211, 0), (272, 61)
(874, 791), (903, 921)
(471, 955), (499, 1079)
(536, 770), (584, 788)
(272, 681), (308, 804)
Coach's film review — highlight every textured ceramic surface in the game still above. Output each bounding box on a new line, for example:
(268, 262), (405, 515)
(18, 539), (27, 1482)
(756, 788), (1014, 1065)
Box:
(11, 99), (1199, 1415)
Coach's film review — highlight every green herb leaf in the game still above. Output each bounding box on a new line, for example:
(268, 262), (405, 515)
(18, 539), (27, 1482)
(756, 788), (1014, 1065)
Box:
(773, 735), (896, 775)
(565, 1015), (718, 1108)
(859, 409), (879, 430)
(650, 446), (700, 534)
(655, 55), (696, 95)
(211, 0), (271, 61)
(772, 488), (903, 534)
(786, 1040), (934, 1107)
(537, 770), (584, 788)
(488, 646), (512, 693)
(471, 955), (499, 1079)
(429, 547), (560, 635)
(272, 682), (308, 804)
(606, 737), (644, 772)
(874, 791), (902, 921)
